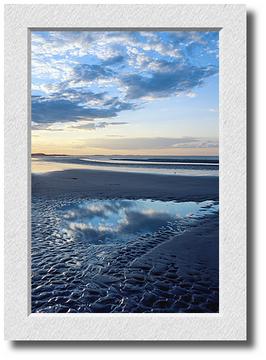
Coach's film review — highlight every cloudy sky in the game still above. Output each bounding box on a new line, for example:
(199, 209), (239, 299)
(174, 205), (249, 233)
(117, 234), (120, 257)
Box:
(31, 31), (219, 155)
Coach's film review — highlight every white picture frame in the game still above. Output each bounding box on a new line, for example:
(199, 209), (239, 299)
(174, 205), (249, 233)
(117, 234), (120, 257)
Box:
(4, 4), (246, 341)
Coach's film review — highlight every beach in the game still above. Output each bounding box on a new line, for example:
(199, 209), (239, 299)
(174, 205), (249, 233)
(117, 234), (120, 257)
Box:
(32, 168), (218, 201)
(32, 166), (219, 313)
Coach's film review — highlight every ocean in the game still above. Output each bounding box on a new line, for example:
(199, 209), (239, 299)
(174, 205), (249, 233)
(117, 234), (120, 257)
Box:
(32, 155), (219, 177)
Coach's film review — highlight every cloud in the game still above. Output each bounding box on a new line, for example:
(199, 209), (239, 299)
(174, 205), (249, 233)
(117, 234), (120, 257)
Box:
(31, 123), (64, 131)
(60, 199), (178, 244)
(32, 98), (115, 123)
(69, 121), (128, 131)
(72, 64), (114, 82)
(32, 95), (134, 125)
(84, 137), (218, 150)
(122, 63), (217, 99)
(102, 55), (125, 66)
(120, 210), (174, 234)
(106, 134), (126, 138)
(31, 31), (219, 128)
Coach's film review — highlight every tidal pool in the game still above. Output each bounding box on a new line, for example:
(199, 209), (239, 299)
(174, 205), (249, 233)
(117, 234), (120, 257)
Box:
(58, 199), (218, 246)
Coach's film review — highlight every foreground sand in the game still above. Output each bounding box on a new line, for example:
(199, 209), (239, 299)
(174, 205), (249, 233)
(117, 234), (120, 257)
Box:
(31, 169), (219, 313)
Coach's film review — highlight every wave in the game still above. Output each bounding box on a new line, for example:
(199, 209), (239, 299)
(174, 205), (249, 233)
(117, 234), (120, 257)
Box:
(81, 157), (219, 168)
(111, 157), (219, 164)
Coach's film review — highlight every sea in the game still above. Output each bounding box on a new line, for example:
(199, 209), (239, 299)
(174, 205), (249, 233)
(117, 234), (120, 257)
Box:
(32, 155), (219, 177)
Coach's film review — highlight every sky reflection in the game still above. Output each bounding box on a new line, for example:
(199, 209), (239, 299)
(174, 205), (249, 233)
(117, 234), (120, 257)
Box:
(58, 199), (218, 245)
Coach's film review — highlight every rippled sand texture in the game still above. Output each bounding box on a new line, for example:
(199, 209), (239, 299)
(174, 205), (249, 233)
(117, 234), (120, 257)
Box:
(32, 194), (219, 313)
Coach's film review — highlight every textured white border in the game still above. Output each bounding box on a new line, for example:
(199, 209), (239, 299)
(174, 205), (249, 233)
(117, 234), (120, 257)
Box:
(4, 4), (246, 341)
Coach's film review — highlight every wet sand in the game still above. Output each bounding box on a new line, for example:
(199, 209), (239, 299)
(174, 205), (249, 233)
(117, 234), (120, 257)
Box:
(31, 169), (219, 313)
(32, 168), (219, 202)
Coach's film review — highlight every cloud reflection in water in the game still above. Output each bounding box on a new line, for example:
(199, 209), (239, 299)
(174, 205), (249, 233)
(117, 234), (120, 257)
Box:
(58, 199), (218, 245)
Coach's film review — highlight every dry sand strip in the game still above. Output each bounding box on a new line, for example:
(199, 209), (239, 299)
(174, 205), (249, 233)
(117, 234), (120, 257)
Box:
(32, 169), (219, 202)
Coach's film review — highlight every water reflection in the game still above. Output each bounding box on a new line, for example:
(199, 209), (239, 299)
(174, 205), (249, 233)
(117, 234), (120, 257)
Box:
(32, 156), (218, 176)
(58, 199), (218, 245)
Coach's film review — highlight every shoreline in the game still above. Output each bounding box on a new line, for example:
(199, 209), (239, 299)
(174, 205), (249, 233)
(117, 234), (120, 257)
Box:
(32, 168), (219, 202)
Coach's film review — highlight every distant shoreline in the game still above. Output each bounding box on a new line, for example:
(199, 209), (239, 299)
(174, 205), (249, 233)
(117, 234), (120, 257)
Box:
(31, 153), (68, 157)
(31, 153), (219, 159)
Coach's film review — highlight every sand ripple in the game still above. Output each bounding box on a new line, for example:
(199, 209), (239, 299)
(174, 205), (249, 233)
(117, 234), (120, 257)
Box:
(32, 195), (219, 313)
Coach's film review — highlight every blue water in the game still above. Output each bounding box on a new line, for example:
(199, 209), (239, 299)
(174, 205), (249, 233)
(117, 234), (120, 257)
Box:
(58, 198), (219, 245)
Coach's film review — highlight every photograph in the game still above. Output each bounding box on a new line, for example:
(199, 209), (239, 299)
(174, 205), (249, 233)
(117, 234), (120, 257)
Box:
(31, 30), (219, 314)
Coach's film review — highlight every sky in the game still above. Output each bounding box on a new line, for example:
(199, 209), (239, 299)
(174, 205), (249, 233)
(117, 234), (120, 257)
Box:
(31, 31), (219, 156)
